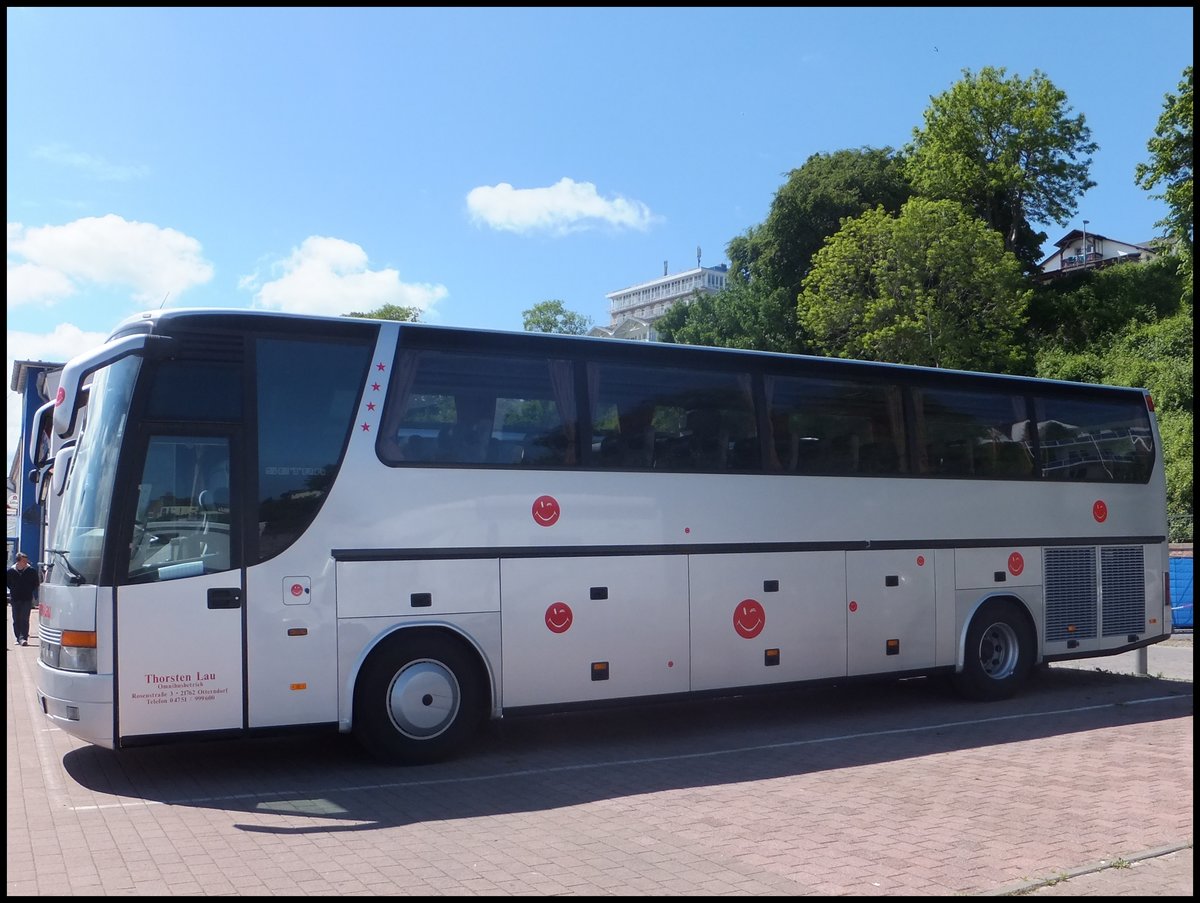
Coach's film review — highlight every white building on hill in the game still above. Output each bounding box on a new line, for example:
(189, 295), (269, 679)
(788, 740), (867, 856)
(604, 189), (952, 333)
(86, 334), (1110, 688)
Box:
(593, 259), (729, 342)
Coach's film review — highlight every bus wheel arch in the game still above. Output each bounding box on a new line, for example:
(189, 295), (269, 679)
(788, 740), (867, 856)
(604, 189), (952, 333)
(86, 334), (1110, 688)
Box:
(352, 626), (490, 764)
(953, 595), (1036, 702)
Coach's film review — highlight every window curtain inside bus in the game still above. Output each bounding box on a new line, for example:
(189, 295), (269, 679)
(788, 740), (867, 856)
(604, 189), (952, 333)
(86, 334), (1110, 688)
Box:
(884, 387), (906, 473)
(763, 375), (782, 471)
(547, 360), (577, 465)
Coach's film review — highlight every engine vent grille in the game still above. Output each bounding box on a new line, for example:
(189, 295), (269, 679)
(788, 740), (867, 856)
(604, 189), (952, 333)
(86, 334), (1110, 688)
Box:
(1101, 546), (1145, 636)
(1044, 547), (1098, 641)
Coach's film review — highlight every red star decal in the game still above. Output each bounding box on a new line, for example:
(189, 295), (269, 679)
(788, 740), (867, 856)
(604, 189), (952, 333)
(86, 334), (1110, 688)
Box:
(366, 401), (376, 411)
(371, 382), (381, 391)
(361, 422), (371, 432)
(376, 361), (386, 372)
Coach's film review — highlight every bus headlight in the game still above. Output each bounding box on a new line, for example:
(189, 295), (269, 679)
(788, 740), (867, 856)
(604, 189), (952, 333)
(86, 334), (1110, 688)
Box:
(59, 630), (98, 673)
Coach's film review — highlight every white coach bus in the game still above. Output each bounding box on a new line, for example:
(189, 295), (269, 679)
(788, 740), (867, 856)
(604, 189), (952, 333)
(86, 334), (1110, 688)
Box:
(32, 309), (1172, 763)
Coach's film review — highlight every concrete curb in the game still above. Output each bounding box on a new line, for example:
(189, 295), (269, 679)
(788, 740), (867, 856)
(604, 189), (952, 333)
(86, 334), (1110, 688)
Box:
(980, 841), (1195, 896)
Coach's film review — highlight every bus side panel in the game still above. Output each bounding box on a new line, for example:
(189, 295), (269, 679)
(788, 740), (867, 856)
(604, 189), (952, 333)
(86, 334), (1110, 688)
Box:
(688, 551), (847, 691)
(245, 544), (342, 730)
(954, 546), (1044, 591)
(932, 549), (958, 668)
(846, 550), (936, 675)
(499, 556), (690, 707)
(336, 559), (501, 619)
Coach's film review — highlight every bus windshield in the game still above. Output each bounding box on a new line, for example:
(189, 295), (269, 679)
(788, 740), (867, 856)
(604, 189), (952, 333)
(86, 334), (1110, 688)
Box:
(47, 355), (141, 586)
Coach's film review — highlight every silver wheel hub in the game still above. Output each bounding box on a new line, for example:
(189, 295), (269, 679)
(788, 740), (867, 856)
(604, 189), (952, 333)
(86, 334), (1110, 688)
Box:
(386, 659), (461, 739)
(976, 621), (1020, 680)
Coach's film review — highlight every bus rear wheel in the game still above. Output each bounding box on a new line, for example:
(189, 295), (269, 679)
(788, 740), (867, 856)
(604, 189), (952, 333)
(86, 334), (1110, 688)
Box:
(953, 599), (1034, 702)
(353, 631), (486, 765)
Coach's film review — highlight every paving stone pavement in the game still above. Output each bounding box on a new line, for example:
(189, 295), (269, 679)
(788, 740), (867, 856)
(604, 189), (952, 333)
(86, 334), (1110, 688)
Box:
(7, 621), (1192, 896)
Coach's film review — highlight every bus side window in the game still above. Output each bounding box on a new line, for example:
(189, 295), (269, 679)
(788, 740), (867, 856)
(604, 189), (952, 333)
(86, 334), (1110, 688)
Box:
(588, 361), (755, 473)
(859, 439), (899, 474)
(1034, 394), (1154, 483)
(378, 349), (577, 469)
(441, 413), (494, 464)
(768, 375), (905, 477)
(257, 336), (375, 561)
(913, 386), (1029, 479)
(599, 404), (656, 468)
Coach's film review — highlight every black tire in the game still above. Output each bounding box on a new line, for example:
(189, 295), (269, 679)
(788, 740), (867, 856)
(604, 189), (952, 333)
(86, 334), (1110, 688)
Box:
(353, 631), (487, 765)
(952, 599), (1035, 702)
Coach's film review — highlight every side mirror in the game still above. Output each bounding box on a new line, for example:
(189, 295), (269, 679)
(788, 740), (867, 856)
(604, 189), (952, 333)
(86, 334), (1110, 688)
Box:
(51, 443), (77, 497)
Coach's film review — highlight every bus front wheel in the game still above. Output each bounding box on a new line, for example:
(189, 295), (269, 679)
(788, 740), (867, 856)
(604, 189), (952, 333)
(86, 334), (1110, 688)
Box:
(353, 631), (486, 765)
(953, 599), (1034, 702)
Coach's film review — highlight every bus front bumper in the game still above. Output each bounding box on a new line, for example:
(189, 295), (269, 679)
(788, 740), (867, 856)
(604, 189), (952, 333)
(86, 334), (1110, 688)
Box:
(35, 659), (115, 750)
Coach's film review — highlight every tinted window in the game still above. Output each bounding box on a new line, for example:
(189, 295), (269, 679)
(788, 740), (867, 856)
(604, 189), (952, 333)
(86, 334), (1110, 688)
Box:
(912, 387), (1033, 478)
(1034, 394), (1154, 482)
(145, 361), (242, 420)
(588, 362), (757, 471)
(766, 375), (906, 475)
(256, 337), (374, 561)
(378, 351), (577, 467)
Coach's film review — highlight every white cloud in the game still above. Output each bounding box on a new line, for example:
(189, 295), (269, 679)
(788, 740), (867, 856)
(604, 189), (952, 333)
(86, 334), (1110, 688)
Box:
(466, 177), (658, 235)
(5, 260), (75, 305)
(7, 215), (214, 307)
(7, 323), (109, 474)
(244, 236), (448, 317)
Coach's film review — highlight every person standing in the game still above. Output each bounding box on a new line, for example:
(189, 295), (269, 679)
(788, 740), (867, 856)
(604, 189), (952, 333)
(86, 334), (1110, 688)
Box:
(6, 552), (39, 647)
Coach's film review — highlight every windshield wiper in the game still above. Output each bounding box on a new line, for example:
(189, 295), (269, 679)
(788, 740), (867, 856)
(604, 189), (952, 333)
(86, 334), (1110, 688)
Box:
(46, 548), (87, 586)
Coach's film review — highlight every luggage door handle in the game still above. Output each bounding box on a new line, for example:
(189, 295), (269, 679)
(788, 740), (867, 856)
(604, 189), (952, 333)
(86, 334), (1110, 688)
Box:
(207, 588), (243, 609)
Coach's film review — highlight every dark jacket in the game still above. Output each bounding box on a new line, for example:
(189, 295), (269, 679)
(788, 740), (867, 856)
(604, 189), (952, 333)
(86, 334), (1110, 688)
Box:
(6, 564), (40, 604)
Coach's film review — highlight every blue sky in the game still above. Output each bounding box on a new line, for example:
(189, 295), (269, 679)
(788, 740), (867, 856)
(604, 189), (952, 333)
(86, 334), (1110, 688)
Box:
(5, 7), (1194, 473)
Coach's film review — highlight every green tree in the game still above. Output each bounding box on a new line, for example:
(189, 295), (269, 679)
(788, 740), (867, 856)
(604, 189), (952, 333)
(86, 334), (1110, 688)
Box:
(906, 66), (1097, 271)
(1027, 254), (1184, 351)
(1135, 65), (1193, 301)
(730, 147), (912, 294)
(798, 198), (1031, 372)
(666, 147), (910, 352)
(656, 282), (797, 352)
(344, 303), (421, 321)
(522, 299), (593, 335)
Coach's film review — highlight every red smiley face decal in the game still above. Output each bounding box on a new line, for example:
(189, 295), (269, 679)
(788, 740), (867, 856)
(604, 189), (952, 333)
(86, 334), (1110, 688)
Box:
(545, 602), (573, 634)
(532, 495), (560, 527)
(1093, 500), (1108, 523)
(733, 599), (766, 639)
(1008, 552), (1024, 576)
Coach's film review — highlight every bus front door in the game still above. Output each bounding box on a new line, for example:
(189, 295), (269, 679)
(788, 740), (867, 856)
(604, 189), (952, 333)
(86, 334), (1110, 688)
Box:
(115, 433), (245, 741)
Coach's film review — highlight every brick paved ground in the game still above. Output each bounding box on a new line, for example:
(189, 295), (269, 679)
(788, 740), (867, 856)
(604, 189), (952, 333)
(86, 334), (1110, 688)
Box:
(7, 623), (1192, 896)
